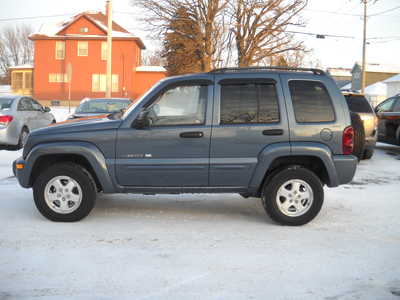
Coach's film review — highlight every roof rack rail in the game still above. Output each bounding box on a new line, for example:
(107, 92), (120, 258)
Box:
(210, 66), (326, 75)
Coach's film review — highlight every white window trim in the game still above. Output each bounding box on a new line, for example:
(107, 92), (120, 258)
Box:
(77, 41), (88, 57)
(55, 41), (65, 60)
(92, 74), (119, 92)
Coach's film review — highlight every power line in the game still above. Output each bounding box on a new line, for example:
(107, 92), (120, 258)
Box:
(369, 5), (400, 16)
(304, 9), (361, 17)
(286, 30), (355, 39)
(0, 14), (75, 22)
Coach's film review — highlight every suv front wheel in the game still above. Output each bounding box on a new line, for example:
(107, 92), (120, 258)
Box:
(262, 166), (324, 226)
(33, 163), (97, 222)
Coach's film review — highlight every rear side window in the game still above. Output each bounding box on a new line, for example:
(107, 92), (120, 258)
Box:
(392, 98), (400, 112)
(220, 82), (280, 124)
(344, 95), (373, 113)
(289, 80), (335, 123)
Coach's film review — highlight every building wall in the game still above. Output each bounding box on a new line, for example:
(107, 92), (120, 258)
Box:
(352, 69), (398, 91)
(387, 82), (400, 98)
(33, 38), (142, 104)
(132, 71), (166, 99)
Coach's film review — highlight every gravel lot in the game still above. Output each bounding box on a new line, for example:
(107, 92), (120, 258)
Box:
(0, 143), (399, 299)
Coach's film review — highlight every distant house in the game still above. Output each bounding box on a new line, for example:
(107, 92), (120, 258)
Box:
(9, 64), (34, 96)
(326, 67), (352, 88)
(22, 10), (165, 106)
(384, 74), (400, 98)
(351, 63), (400, 91)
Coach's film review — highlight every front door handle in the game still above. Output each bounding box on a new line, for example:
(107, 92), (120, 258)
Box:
(180, 131), (204, 138)
(263, 129), (284, 136)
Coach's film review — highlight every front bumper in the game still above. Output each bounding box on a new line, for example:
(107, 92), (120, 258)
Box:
(13, 157), (31, 188)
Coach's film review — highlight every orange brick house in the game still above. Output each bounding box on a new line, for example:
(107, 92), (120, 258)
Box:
(27, 11), (166, 106)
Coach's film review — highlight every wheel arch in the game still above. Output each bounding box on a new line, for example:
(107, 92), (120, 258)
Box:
(24, 142), (115, 192)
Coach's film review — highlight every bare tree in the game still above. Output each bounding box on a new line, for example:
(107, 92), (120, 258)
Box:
(228, 0), (307, 67)
(0, 24), (34, 81)
(133, 0), (229, 72)
(141, 50), (166, 66)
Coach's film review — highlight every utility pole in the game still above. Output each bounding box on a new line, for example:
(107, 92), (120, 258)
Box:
(106, 0), (113, 98)
(361, 0), (367, 94)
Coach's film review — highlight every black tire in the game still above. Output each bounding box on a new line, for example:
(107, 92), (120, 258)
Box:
(363, 148), (374, 160)
(33, 163), (97, 222)
(350, 113), (365, 161)
(261, 166), (324, 226)
(51, 119), (56, 124)
(17, 127), (29, 149)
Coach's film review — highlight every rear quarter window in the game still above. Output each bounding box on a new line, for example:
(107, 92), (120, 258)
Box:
(289, 80), (335, 123)
(344, 95), (373, 113)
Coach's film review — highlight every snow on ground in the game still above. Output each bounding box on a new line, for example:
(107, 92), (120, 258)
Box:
(0, 144), (399, 299)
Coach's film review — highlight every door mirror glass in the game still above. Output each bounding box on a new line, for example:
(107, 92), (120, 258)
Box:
(43, 106), (51, 112)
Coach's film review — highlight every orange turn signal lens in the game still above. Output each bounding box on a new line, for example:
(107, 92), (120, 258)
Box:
(16, 163), (24, 170)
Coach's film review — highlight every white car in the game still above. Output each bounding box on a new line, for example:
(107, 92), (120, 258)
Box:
(0, 95), (55, 149)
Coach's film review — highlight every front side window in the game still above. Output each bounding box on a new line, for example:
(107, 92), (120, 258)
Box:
(220, 82), (280, 124)
(147, 85), (208, 126)
(392, 98), (400, 112)
(77, 41), (88, 56)
(18, 98), (34, 111)
(289, 80), (335, 123)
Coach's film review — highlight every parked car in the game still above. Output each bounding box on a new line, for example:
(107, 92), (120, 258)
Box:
(343, 92), (377, 159)
(0, 95), (55, 149)
(13, 67), (357, 226)
(375, 95), (400, 146)
(67, 98), (133, 120)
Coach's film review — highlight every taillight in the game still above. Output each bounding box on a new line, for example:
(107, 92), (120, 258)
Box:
(0, 115), (13, 127)
(343, 126), (354, 155)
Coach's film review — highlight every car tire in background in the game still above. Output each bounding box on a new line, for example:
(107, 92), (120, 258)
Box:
(17, 127), (29, 150)
(363, 148), (374, 160)
(350, 112), (365, 161)
(33, 163), (97, 222)
(261, 166), (324, 226)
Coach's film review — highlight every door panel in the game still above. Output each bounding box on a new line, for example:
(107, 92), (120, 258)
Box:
(210, 74), (289, 187)
(115, 83), (213, 187)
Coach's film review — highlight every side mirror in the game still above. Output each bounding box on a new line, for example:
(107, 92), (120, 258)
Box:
(133, 110), (151, 129)
(43, 106), (51, 112)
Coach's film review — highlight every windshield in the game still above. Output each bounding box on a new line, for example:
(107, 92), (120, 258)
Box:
(0, 98), (15, 110)
(75, 99), (131, 114)
(344, 95), (373, 113)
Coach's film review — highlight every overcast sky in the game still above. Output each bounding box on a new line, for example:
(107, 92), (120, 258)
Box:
(0, 0), (399, 69)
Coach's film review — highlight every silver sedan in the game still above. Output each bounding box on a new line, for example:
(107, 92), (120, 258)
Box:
(0, 95), (55, 149)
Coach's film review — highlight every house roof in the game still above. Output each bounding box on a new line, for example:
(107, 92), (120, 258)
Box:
(29, 11), (145, 49)
(352, 62), (400, 74)
(327, 68), (352, 77)
(384, 73), (400, 83)
(136, 66), (166, 72)
(8, 64), (34, 70)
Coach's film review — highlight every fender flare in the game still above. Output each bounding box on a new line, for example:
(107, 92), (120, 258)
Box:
(249, 142), (339, 194)
(21, 141), (115, 192)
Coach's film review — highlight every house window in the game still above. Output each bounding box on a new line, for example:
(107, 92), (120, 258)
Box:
(80, 27), (89, 33)
(12, 72), (23, 89)
(101, 42), (107, 61)
(77, 41), (88, 56)
(24, 72), (32, 89)
(92, 74), (119, 92)
(55, 41), (65, 60)
(49, 73), (68, 83)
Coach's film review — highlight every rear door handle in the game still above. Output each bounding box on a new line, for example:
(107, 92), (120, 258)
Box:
(180, 131), (204, 138)
(262, 129), (284, 136)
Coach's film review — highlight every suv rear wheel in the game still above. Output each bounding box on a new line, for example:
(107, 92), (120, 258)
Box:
(33, 163), (96, 222)
(261, 166), (324, 226)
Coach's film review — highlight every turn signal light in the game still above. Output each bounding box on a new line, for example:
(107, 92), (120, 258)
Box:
(16, 163), (24, 170)
(0, 115), (13, 127)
